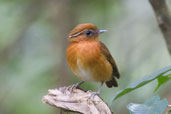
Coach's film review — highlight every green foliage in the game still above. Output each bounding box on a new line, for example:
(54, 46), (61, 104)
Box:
(127, 96), (168, 114)
(165, 110), (171, 114)
(112, 66), (171, 102)
(154, 71), (171, 92)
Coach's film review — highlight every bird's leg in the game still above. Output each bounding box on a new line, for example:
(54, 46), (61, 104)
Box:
(88, 82), (104, 99)
(66, 81), (84, 95)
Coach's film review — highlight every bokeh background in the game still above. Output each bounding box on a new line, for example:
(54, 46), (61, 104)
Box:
(0, 0), (171, 114)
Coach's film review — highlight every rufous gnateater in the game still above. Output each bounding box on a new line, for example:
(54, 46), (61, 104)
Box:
(66, 23), (120, 98)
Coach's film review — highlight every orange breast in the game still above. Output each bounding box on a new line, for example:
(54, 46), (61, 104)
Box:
(66, 41), (112, 82)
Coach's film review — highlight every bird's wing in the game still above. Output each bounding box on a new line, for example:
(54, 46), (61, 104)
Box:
(100, 41), (120, 79)
(100, 41), (120, 87)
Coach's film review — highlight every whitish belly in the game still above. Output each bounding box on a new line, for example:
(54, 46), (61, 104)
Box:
(76, 59), (93, 81)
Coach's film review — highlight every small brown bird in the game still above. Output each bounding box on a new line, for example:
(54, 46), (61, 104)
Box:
(66, 23), (120, 98)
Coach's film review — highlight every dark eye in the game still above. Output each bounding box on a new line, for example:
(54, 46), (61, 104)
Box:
(85, 30), (92, 36)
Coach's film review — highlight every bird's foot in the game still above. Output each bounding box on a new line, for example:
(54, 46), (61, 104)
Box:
(88, 91), (100, 100)
(66, 83), (81, 96)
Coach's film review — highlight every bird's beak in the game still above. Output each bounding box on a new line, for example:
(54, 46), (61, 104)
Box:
(97, 30), (107, 34)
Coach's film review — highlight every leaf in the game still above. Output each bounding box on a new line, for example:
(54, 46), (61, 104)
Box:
(111, 66), (171, 102)
(165, 110), (171, 114)
(127, 95), (168, 114)
(154, 71), (171, 92)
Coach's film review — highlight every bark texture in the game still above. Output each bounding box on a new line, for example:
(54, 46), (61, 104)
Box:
(149, 0), (171, 54)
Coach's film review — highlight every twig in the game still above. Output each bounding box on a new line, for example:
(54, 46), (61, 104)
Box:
(149, 0), (171, 54)
(42, 86), (112, 114)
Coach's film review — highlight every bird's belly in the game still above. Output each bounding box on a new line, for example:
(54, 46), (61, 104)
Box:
(76, 58), (112, 82)
(75, 59), (93, 81)
(76, 67), (93, 81)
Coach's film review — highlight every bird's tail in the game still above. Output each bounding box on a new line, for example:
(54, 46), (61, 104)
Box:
(105, 77), (118, 88)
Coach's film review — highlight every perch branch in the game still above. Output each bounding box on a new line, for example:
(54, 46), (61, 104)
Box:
(42, 86), (112, 114)
(149, 0), (171, 54)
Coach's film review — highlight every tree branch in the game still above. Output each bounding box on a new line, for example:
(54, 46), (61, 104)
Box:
(149, 0), (171, 54)
(42, 86), (112, 114)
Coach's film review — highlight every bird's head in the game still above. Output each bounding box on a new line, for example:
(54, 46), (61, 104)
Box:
(68, 23), (107, 42)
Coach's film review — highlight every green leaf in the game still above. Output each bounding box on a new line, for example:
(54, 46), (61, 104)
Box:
(111, 66), (171, 102)
(154, 71), (171, 92)
(127, 95), (168, 114)
(165, 110), (171, 114)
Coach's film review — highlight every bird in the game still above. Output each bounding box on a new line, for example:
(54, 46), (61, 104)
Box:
(66, 23), (120, 98)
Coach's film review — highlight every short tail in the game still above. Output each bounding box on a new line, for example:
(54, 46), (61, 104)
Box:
(105, 77), (118, 88)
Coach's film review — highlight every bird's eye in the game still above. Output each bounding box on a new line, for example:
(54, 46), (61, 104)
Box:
(85, 30), (92, 36)
(85, 29), (97, 37)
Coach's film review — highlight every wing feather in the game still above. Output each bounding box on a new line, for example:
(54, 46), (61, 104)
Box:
(100, 41), (120, 87)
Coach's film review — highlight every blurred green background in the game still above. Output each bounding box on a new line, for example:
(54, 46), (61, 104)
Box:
(0, 0), (171, 114)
